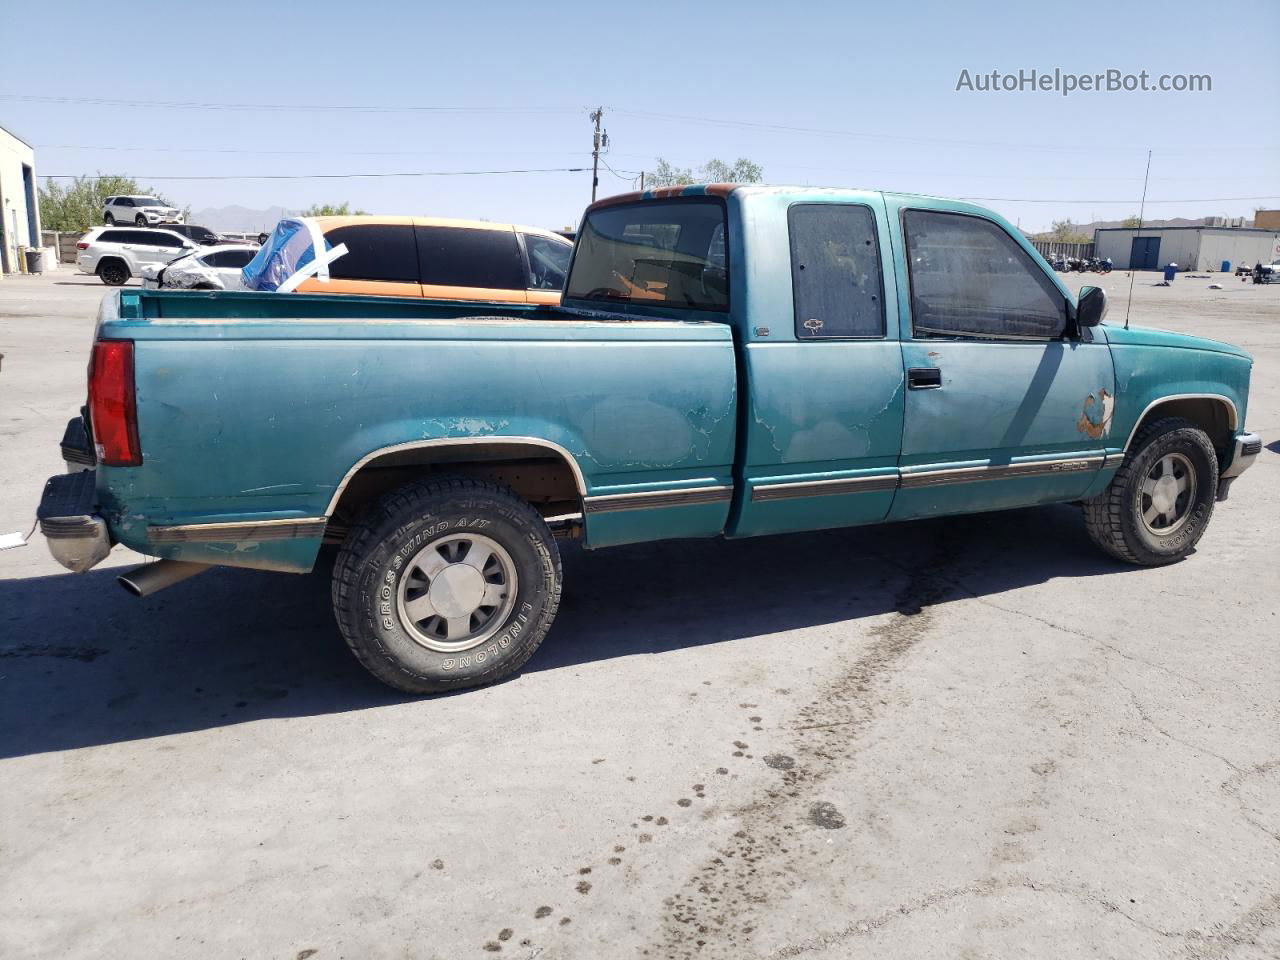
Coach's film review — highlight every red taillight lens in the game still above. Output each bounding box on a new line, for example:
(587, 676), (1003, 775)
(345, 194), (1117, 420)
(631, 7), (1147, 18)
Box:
(88, 340), (141, 466)
(76, 241), (90, 250)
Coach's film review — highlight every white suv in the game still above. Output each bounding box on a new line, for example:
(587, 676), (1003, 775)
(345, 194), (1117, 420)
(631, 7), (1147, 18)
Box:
(76, 227), (203, 285)
(102, 195), (184, 227)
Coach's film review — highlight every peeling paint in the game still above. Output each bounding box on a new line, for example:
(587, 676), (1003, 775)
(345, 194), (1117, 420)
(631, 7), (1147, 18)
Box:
(1076, 388), (1114, 439)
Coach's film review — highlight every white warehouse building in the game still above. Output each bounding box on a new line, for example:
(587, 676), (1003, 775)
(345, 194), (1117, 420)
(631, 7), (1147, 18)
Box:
(0, 123), (40, 277)
(1094, 225), (1280, 272)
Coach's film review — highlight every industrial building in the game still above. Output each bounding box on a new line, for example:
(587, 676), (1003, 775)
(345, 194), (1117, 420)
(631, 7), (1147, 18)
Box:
(0, 123), (40, 277)
(1095, 223), (1280, 272)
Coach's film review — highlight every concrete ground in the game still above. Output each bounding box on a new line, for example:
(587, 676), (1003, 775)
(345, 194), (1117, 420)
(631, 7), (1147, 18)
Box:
(1, 268), (1277, 960)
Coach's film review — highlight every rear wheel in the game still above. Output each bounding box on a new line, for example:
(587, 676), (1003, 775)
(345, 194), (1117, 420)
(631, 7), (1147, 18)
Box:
(1083, 417), (1219, 565)
(332, 477), (562, 693)
(97, 259), (129, 286)
(104, 213), (115, 225)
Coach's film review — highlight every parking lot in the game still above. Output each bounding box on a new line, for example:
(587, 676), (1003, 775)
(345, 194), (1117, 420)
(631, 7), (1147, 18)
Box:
(1, 270), (1277, 958)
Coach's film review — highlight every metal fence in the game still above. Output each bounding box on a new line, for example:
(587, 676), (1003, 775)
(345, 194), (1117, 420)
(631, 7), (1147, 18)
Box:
(1031, 239), (1095, 260)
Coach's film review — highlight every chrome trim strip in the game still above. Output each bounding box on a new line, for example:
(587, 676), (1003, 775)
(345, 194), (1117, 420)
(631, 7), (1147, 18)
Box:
(324, 436), (588, 517)
(1103, 452), (1127, 468)
(1121, 394), (1238, 452)
(751, 474), (898, 502)
(583, 485), (733, 514)
(899, 456), (1103, 489)
(148, 517), (328, 544)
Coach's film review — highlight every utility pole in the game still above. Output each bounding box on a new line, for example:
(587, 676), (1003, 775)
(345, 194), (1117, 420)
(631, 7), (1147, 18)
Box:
(590, 107), (607, 203)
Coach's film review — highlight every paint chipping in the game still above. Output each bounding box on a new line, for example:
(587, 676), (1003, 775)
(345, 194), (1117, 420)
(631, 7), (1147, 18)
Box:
(1076, 388), (1114, 439)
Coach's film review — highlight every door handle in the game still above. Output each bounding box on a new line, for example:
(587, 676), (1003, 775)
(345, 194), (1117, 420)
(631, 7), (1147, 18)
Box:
(907, 367), (942, 389)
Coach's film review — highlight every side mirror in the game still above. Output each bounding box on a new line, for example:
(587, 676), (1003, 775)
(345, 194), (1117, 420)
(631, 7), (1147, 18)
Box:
(1077, 285), (1108, 328)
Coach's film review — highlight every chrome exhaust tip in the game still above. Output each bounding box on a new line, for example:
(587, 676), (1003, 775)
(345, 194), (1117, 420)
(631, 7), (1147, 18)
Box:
(118, 560), (212, 598)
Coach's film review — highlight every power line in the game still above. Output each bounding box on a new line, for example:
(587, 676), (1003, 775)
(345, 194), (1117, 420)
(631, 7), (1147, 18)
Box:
(2, 94), (576, 115)
(612, 108), (1279, 155)
(42, 167), (588, 181)
(958, 194), (1279, 204)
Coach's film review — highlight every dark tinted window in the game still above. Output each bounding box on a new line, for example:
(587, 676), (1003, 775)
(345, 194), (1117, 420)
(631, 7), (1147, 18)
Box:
(904, 210), (1066, 340)
(417, 226), (523, 290)
(204, 249), (255, 268)
(116, 198), (133, 207)
(523, 233), (572, 289)
(564, 199), (729, 311)
(98, 229), (133, 244)
(789, 203), (885, 339)
(325, 224), (419, 282)
(149, 232), (186, 248)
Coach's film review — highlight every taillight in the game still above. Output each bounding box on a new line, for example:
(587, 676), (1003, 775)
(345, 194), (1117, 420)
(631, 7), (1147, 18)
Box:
(88, 340), (141, 466)
(76, 241), (90, 250)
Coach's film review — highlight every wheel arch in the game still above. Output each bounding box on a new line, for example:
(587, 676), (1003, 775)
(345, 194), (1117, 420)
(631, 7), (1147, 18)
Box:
(326, 436), (587, 528)
(1123, 394), (1237, 460)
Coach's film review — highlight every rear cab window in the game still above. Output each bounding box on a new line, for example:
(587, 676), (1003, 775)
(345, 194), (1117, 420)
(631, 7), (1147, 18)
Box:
(789, 203), (885, 339)
(565, 198), (729, 311)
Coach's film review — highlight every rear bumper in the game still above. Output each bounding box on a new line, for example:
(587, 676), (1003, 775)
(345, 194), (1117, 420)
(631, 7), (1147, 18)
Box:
(1217, 432), (1262, 501)
(38, 470), (111, 573)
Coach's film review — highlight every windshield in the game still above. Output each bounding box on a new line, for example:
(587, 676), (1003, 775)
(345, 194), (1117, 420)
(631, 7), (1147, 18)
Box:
(135, 197), (165, 207)
(564, 198), (729, 311)
(240, 219), (315, 291)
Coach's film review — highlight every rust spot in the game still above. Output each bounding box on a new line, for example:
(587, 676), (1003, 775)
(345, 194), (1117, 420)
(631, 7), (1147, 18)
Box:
(1076, 388), (1114, 440)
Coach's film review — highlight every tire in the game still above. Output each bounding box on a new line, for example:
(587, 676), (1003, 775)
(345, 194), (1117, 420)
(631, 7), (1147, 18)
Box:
(97, 259), (129, 286)
(104, 213), (115, 225)
(332, 476), (562, 694)
(1082, 417), (1219, 566)
(135, 215), (148, 227)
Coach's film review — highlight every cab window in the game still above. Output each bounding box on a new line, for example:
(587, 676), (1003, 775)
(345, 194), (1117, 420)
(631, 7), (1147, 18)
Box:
(565, 199), (729, 311)
(904, 210), (1066, 340)
(789, 203), (885, 339)
(523, 234), (571, 290)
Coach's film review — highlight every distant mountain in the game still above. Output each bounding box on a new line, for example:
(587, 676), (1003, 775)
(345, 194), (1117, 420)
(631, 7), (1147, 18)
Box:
(187, 205), (296, 233)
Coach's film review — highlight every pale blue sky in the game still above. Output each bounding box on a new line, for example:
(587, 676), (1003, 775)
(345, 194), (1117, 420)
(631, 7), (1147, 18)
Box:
(4, 0), (1277, 232)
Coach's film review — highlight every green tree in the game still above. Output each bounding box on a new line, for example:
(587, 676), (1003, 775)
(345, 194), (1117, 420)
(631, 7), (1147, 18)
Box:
(1120, 215), (1142, 228)
(39, 175), (180, 233)
(1048, 218), (1090, 243)
(300, 202), (368, 216)
(645, 157), (763, 188)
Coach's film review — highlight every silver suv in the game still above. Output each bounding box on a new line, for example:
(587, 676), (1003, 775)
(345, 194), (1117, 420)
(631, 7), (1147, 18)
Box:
(102, 195), (184, 227)
(75, 227), (202, 285)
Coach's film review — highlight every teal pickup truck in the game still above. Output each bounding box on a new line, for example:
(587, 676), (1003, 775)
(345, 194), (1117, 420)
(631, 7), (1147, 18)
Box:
(38, 185), (1262, 693)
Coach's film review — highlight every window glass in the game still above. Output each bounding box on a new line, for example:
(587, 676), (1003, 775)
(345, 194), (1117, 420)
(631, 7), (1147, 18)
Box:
(789, 203), (885, 339)
(325, 224), (419, 282)
(151, 232), (185, 248)
(904, 210), (1066, 340)
(98, 230), (131, 244)
(116, 198), (133, 207)
(416, 226), (523, 290)
(204, 249), (255, 268)
(564, 199), (729, 311)
(135, 197), (163, 206)
(523, 234), (572, 289)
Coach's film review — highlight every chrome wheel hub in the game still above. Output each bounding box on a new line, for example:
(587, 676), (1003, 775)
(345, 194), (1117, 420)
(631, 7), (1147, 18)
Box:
(1140, 452), (1196, 535)
(396, 533), (517, 653)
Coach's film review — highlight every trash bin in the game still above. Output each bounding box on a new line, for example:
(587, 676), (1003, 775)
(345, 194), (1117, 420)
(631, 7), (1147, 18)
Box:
(1163, 263), (1178, 282)
(24, 248), (43, 274)
(1221, 260), (1231, 273)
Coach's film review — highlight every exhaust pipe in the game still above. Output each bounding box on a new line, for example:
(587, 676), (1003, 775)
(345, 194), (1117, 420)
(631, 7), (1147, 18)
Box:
(118, 560), (212, 598)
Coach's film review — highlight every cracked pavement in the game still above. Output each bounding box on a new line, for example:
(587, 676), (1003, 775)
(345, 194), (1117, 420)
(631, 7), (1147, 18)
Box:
(1, 273), (1278, 959)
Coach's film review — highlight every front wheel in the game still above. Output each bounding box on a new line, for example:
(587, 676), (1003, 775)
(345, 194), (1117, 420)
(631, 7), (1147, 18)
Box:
(1082, 417), (1219, 566)
(135, 215), (148, 227)
(332, 477), (562, 693)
